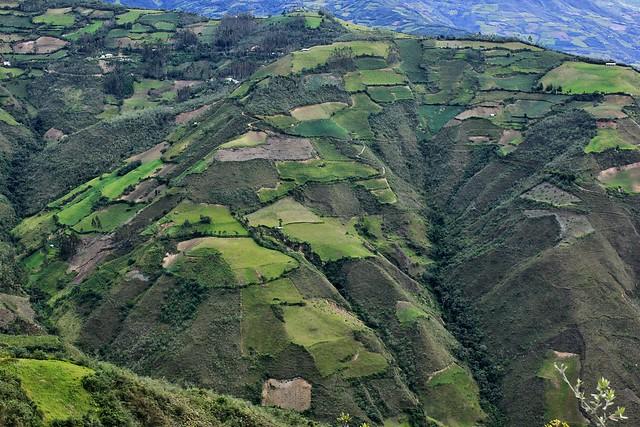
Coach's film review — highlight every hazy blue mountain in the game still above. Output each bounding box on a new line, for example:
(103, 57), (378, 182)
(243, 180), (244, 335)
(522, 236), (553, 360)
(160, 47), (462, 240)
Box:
(108, 0), (640, 67)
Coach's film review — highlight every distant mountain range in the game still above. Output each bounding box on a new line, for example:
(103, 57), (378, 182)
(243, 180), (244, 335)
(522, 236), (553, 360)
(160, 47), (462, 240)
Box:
(108, 0), (640, 67)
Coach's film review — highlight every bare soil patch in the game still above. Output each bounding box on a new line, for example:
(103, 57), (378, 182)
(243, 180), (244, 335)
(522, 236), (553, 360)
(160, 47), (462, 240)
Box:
(14, 36), (67, 54)
(43, 127), (66, 142)
(521, 182), (580, 207)
(67, 235), (114, 283)
(127, 142), (169, 163)
(120, 179), (165, 203)
(175, 104), (210, 124)
(261, 378), (312, 412)
(215, 134), (316, 162)
(97, 60), (114, 74)
(524, 210), (594, 244)
(173, 80), (200, 90)
(456, 104), (502, 120)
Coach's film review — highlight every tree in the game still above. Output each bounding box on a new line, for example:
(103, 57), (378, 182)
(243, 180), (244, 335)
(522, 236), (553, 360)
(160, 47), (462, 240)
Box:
(555, 363), (628, 427)
(104, 65), (134, 100)
(141, 42), (169, 79)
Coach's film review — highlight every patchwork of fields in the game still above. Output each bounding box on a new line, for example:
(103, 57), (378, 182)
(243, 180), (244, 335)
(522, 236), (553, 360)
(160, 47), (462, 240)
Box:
(2, 2), (640, 426)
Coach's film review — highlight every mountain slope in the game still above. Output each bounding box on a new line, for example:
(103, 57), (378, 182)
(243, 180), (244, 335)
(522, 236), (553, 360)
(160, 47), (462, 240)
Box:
(107, 0), (640, 67)
(1, 1), (640, 426)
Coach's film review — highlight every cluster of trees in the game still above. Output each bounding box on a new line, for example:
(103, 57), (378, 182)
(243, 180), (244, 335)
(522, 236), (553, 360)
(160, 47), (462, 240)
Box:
(103, 65), (134, 100)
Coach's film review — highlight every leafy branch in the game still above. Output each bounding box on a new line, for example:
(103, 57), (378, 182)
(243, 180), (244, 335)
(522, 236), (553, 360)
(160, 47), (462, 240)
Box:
(554, 363), (628, 427)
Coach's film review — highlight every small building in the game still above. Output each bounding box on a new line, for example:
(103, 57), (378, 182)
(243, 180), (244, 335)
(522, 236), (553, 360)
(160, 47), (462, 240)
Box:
(605, 62), (617, 66)
(2, 60), (10, 67)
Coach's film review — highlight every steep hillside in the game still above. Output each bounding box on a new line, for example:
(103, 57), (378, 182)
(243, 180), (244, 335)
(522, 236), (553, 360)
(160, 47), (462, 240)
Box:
(1, 1), (640, 426)
(105, 0), (640, 68)
(0, 334), (319, 426)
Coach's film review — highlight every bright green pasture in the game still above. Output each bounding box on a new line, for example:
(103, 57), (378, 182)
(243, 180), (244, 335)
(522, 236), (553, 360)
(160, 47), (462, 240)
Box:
(290, 102), (347, 121)
(292, 119), (349, 139)
(64, 21), (104, 40)
(424, 364), (486, 427)
(396, 301), (429, 324)
(115, 9), (156, 25)
(585, 128), (637, 153)
(186, 237), (298, 284)
(0, 66), (24, 79)
(304, 16), (322, 29)
(367, 85), (413, 103)
(56, 160), (162, 226)
(157, 200), (248, 237)
(357, 178), (397, 204)
(541, 62), (640, 95)
(257, 181), (296, 203)
(291, 41), (390, 73)
(219, 131), (267, 149)
(33, 8), (75, 27)
(0, 107), (18, 125)
(344, 69), (406, 92)
(1, 358), (94, 423)
(332, 93), (381, 139)
(537, 352), (587, 426)
(283, 218), (373, 261)
(241, 278), (303, 355)
(100, 159), (163, 199)
(276, 160), (377, 184)
(282, 299), (387, 378)
(72, 203), (139, 233)
(246, 197), (322, 228)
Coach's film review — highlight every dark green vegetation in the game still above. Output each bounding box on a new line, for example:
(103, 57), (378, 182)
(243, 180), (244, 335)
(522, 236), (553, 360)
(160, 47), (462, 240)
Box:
(1, 1), (640, 427)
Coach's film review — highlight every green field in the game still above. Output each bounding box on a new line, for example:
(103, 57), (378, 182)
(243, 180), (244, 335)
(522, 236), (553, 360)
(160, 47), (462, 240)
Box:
(356, 56), (388, 70)
(276, 160), (378, 184)
(540, 62), (640, 95)
(186, 237), (299, 284)
(283, 218), (373, 261)
(357, 178), (397, 204)
(56, 160), (162, 226)
(246, 197), (322, 228)
(292, 119), (349, 139)
(418, 105), (464, 134)
(218, 131), (267, 149)
(598, 164), (640, 193)
(64, 21), (104, 41)
(537, 352), (587, 426)
(241, 277), (303, 355)
(304, 16), (322, 29)
(33, 8), (75, 27)
(0, 107), (18, 125)
(396, 301), (429, 324)
(344, 69), (407, 92)
(1, 358), (95, 423)
(282, 299), (387, 378)
(291, 40), (390, 73)
(584, 128), (637, 153)
(101, 159), (163, 199)
(424, 364), (486, 427)
(115, 9), (154, 25)
(332, 93), (382, 139)
(290, 102), (347, 121)
(156, 200), (248, 237)
(0, 66), (24, 79)
(72, 203), (140, 233)
(123, 79), (175, 112)
(367, 85), (413, 103)
(257, 181), (297, 203)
